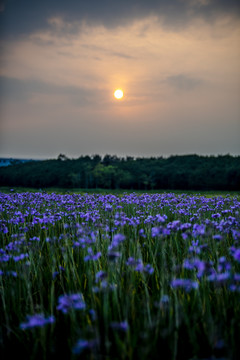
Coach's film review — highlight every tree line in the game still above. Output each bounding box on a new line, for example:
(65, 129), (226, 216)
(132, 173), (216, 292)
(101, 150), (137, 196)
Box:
(0, 154), (239, 191)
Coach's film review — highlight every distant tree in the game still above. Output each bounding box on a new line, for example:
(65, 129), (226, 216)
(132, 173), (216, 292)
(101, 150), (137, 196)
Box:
(92, 164), (117, 188)
(57, 154), (69, 161)
(0, 154), (239, 190)
(91, 155), (102, 164)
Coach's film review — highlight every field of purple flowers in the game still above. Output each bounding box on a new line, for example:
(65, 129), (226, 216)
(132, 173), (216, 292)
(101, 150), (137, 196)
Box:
(0, 191), (240, 359)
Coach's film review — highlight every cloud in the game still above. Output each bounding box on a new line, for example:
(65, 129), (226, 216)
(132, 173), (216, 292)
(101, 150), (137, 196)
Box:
(0, 76), (102, 106)
(1, 0), (240, 39)
(80, 44), (135, 60)
(0, 2), (239, 159)
(166, 74), (204, 91)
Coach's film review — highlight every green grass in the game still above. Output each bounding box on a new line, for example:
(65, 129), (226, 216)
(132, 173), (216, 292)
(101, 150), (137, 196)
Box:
(0, 186), (239, 196)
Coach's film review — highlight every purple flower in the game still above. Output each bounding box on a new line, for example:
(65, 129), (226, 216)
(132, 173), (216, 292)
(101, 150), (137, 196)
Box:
(126, 257), (139, 267)
(160, 295), (170, 303)
(183, 258), (206, 278)
(232, 248), (240, 263)
(0, 270), (17, 277)
(105, 204), (113, 212)
(167, 220), (181, 231)
(13, 253), (29, 262)
(3, 227), (8, 234)
(181, 232), (189, 240)
(151, 227), (160, 237)
(110, 320), (129, 332)
(95, 270), (107, 282)
(156, 214), (167, 223)
(108, 234), (126, 250)
(72, 339), (97, 355)
(208, 272), (231, 283)
(231, 230), (240, 241)
(234, 273), (240, 281)
(89, 309), (97, 321)
(20, 313), (55, 329)
(180, 223), (192, 231)
(229, 284), (240, 292)
(52, 271), (59, 279)
(52, 266), (65, 279)
(84, 247), (101, 261)
(29, 236), (40, 242)
(92, 280), (115, 293)
(188, 240), (201, 254)
(6, 270), (18, 277)
(144, 264), (154, 275)
(152, 226), (170, 237)
(192, 224), (206, 236)
(57, 293), (86, 314)
(126, 257), (154, 274)
(139, 229), (145, 237)
(212, 213), (221, 218)
(135, 262), (145, 272)
(171, 279), (199, 292)
(212, 234), (223, 241)
(154, 294), (170, 309)
(0, 254), (10, 262)
(217, 256), (231, 272)
(113, 234), (126, 244)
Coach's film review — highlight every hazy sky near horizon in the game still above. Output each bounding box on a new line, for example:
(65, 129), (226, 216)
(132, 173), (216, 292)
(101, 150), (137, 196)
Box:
(0, 0), (240, 159)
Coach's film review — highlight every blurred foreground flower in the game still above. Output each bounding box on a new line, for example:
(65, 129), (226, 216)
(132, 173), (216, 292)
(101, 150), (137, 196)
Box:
(171, 278), (199, 292)
(72, 339), (98, 355)
(84, 247), (101, 261)
(20, 313), (55, 329)
(57, 293), (86, 314)
(126, 257), (154, 274)
(110, 320), (129, 332)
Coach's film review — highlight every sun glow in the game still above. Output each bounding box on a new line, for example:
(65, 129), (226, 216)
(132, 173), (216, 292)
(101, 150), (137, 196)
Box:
(114, 89), (123, 99)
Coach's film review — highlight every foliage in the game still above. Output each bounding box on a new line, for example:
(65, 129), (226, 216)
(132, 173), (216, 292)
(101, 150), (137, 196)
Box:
(0, 154), (239, 190)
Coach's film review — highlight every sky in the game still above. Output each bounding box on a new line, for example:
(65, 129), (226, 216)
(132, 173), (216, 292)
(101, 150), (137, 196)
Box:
(0, 0), (240, 159)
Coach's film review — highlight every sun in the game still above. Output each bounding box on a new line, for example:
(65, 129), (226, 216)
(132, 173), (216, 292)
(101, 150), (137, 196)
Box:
(114, 89), (123, 99)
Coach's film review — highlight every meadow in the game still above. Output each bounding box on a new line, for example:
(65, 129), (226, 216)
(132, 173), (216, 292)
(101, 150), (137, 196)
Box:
(0, 190), (240, 359)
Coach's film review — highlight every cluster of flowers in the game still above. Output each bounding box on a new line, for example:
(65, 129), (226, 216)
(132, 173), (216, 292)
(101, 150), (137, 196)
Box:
(0, 191), (240, 355)
(19, 290), (128, 355)
(126, 257), (154, 274)
(20, 292), (87, 330)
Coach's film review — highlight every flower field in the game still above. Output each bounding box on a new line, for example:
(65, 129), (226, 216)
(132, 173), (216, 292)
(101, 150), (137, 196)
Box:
(0, 191), (240, 359)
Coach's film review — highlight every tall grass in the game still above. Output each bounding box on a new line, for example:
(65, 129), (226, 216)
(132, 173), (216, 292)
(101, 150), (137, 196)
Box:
(0, 191), (240, 359)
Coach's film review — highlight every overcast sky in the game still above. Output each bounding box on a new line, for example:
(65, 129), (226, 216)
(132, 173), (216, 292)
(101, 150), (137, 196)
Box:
(0, 0), (240, 159)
